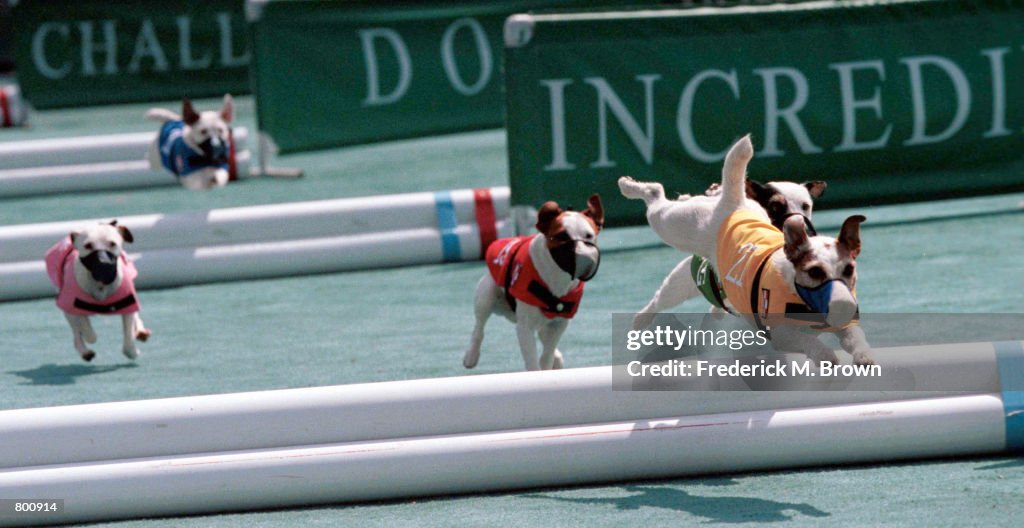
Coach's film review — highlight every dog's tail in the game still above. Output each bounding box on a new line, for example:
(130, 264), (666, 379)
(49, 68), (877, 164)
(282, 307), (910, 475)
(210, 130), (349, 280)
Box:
(617, 176), (666, 206)
(144, 108), (180, 122)
(719, 134), (754, 208)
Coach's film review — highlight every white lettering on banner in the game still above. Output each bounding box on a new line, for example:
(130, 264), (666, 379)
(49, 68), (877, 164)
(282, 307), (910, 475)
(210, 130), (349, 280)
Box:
(585, 75), (660, 168)
(31, 23), (71, 79)
(753, 67), (822, 157)
(538, 47), (1019, 172)
(901, 55), (971, 146)
(441, 18), (492, 96)
(359, 28), (413, 106)
(981, 47), (1010, 138)
(216, 12), (250, 67)
(177, 16), (212, 70)
(28, 14), (249, 80)
(542, 79), (576, 171)
(677, 69), (740, 163)
(127, 19), (169, 73)
(830, 59), (892, 152)
(79, 20), (118, 77)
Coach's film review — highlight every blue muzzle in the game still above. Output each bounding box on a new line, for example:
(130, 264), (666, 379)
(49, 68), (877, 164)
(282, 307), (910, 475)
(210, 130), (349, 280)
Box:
(795, 279), (848, 315)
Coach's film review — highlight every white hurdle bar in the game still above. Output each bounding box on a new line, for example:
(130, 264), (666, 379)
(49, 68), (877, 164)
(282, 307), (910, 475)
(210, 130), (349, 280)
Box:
(1, 340), (1021, 527)
(0, 127), (250, 197)
(0, 187), (511, 300)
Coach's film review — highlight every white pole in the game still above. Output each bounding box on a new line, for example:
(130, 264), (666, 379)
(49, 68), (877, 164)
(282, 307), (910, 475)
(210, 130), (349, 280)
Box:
(0, 394), (1007, 527)
(0, 128), (248, 170)
(0, 151), (251, 197)
(0, 187), (510, 264)
(0, 341), (1009, 469)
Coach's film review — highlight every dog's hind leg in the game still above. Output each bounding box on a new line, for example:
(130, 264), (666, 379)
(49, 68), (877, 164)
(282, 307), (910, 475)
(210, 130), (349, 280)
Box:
(463, 275), (497, 369)
(538, 319), (569, 370)
(617, 176), (666, 206)
(64, 313), (96, 362)
(634, 256), (702, 330)
(121, 313), (140, 360)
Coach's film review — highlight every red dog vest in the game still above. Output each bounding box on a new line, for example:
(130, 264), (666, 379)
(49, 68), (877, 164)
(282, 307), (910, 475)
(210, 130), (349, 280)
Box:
(486, 236), (584, 319)
(45, 237), (140, 316)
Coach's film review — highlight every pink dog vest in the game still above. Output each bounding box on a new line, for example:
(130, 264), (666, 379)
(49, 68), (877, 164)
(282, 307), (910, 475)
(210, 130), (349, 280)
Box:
(45, 237), (140, 316)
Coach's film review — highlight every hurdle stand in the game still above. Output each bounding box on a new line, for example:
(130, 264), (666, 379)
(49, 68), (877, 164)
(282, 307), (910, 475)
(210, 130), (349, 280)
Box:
(0, 127), (251, 197)
(0, 84), (28, 128)
(0, 341), (1021, 526)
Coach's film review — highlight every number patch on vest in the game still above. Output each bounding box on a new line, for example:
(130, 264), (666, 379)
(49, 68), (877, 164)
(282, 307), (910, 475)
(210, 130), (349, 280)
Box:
(724, 242), (758, 288)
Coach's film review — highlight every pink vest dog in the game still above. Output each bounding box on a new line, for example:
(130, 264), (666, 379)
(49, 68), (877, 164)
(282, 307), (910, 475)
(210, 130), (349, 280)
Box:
(46, 236), (140, 316)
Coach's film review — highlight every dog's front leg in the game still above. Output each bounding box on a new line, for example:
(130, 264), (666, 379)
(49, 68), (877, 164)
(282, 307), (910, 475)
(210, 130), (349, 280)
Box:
(838, 325), (874, 365)
(121, 313), (140, 360)
(516, 307), (543, 371)
(634, 255), (702, 330)
(771, 326), (839, 366)
(64, 313), (96, 362)
(538, 318), (569, 370)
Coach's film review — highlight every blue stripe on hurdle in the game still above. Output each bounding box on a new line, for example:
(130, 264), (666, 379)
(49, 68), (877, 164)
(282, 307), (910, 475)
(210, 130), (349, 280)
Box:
(434, 191), (462, 262)
(995, 341), (1024, 452)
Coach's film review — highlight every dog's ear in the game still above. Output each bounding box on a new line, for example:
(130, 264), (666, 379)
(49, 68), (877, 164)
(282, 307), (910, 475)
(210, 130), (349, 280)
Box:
(535, 201), (563, 234)
(803, 181), (827, 199)
(582, 193), (604, 231)
(220, 94), (234, 124)
(745, 179), (773, 203)
(182, 98), (200, 125)
(838, 215), (866, 258)
(117, 225), (134, 244)
(783, 215), (811, 262)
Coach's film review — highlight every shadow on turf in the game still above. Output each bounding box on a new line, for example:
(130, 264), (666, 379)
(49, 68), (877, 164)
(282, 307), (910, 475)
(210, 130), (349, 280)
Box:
(524, 479), (829, 523)
(8, 362), (138, 386)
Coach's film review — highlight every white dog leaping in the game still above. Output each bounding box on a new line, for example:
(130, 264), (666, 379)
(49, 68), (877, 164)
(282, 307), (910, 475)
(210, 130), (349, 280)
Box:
(622, 136), (873, 366)
(463, 195), (604, 371)
(621, 174), (826, 329)
(146, 95), (234, 190)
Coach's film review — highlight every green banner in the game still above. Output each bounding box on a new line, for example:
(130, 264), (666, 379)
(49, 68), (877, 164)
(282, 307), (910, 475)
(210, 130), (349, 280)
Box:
(505, 0), (1024, 226)
(12, 0), (250, 109)
(248, 0), (649, 153)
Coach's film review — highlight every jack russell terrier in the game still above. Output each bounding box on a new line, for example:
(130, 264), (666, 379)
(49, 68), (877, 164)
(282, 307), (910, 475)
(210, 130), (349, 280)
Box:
(621, 176), (826, 330)
(45, 221), (150, 362)
(464, 195), (603, 371)
(146, 95), (234, 190)
(621, 136), (873, 366)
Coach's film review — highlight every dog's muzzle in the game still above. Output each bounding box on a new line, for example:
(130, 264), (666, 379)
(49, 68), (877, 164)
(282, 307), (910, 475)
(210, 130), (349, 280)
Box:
(80, 250), (119, 284)
(795, 279), (856, 318)
(198, 135), (229, 163)
(550, 239), (601, 282)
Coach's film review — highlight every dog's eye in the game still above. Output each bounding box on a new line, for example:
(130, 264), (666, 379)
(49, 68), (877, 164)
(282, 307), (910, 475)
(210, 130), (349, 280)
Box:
(843, 264), (855, 277)
(806, 266), (826, 281)
(84, 242), (94, 250)
(801, 203), (810, 211)
(108, 241), (116, 249)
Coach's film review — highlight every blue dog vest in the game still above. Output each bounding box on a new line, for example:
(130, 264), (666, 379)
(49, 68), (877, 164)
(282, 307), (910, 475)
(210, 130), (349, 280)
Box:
(158, 121), (229, 177)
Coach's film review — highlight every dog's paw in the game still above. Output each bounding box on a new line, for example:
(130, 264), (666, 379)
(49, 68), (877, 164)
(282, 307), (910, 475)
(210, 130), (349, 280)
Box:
(136, 329), (151, 342)
(552, 351), (564, 370)
(852, 351), (876, 366)
(463, 349), (479, 369)
(122, 345), (140, 361)
(809, 349), (839, 367)
(80, 350), (95, 362)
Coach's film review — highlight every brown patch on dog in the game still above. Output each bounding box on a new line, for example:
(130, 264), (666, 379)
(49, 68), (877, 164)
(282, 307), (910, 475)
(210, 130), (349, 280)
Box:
(536, 201), (564, 235)
(581, 193), (604, 232)
(136, 329), (151, 342)
(803, 181), (827, 199)
(838, 215), (866, 258)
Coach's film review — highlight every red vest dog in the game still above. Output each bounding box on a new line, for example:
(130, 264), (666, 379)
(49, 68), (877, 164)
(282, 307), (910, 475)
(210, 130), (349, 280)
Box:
(464, 195), (603, 371)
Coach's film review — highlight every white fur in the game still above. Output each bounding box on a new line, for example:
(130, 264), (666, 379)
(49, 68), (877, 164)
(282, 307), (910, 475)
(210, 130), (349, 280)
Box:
(463, 210), (600, 371)
(622, 136), (873, 366)
(63, 223), (150, 361)
(146, 94), (234, 190)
